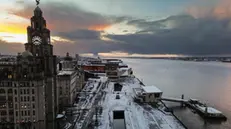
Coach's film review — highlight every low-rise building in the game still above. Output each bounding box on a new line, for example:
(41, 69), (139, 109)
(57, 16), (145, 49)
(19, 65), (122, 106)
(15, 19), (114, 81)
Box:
(118, 67), (133, 78)
(58, 53), (77, 71)
(134, 85), (163, 103)
(105, 62), (119, 80)
(82, 64), (105, 73)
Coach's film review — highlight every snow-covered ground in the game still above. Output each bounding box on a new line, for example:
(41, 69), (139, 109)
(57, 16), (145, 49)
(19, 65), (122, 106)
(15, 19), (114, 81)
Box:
(74, 76), (107, 129)
(97, 77), (186, 129)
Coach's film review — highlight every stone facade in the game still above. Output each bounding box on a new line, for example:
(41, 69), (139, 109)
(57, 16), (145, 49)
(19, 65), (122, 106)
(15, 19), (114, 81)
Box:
(57, 71), (78, 108)
(0, 5), (57, 127)
(57, 54), (85, 109)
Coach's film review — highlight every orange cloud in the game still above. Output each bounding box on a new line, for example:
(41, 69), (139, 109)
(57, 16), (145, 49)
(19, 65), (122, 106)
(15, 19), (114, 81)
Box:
(187, 0), (231, 19)
(89, 24), (111, 31)
(213, 0), (231, 19)
(9, 3), (112, 32)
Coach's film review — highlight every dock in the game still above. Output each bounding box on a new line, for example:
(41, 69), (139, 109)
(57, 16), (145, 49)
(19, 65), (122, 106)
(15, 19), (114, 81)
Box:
(160, 97), (227, 120)
(161, 97), (187, 103)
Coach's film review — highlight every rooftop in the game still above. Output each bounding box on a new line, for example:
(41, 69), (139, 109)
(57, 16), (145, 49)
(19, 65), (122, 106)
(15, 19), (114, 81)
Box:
(58, 70), (75, 76)
(142, 85), (162, 93)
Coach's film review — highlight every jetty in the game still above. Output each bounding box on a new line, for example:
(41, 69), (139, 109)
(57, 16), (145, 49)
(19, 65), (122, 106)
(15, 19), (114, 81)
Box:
(160, 97), (227, 120)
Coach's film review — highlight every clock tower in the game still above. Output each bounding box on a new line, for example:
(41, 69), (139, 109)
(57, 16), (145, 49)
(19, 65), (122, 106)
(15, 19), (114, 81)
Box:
(25, 6), (52, 57)
(24, 4), (58, 128)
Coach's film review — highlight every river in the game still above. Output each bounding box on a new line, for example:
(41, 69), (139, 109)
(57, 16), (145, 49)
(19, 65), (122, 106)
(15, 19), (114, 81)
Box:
(122, 58), (231, 129)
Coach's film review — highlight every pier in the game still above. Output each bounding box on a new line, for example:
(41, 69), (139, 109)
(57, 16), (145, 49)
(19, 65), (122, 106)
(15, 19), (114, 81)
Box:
(160, 97), (187, 103)
(160, 97), (227, 120)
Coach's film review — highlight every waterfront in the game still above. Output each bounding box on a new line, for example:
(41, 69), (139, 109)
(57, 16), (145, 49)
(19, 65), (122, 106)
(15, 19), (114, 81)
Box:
(122, 58), (231, 129)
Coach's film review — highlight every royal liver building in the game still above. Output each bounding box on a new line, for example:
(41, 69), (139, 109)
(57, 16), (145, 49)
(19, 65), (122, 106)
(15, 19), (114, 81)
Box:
(0, 4), (57, 128)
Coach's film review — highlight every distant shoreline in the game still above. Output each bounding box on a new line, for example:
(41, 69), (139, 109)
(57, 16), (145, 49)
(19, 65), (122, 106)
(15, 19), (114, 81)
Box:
(115, 57), (231, 63)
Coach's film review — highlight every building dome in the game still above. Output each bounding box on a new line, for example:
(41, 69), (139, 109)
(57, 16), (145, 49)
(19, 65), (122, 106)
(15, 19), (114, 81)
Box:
(64, 52), (73, 61)
(22, 51), (33, 58)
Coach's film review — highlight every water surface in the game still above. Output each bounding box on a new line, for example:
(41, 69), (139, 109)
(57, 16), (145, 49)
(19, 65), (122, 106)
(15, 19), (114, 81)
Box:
(122, 58), (231, 129)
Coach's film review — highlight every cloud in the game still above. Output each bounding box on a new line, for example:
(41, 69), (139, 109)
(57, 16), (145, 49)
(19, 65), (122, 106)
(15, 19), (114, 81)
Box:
(52, 39), (121, 56)
(187, 0), (231, 19)
(127, 15), (195, 31)
(55, 29), (101, 40)
(15, 0), (24, 4)
(9, 1), (111, 32)
(3, 0), (231, 56)
(0, 40), (24, 55)
(106, 14), (231, 55)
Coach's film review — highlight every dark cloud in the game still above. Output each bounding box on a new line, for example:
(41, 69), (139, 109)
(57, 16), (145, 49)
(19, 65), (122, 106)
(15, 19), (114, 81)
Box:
(10, 1), (111, 32)
(53, 39), (120, 56)
(0, 40), (24, 55)
(56, 29), (101, 40)
(5, 1), (231, 56)
(105, 15), (231, 55)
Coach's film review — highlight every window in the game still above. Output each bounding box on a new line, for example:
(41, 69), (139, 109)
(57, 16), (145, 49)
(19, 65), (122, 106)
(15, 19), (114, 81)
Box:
(8, 102), (13, 108)
(32, 96), (35, 101)
(154, 93), (160, 98)
(15, 97), (17, 102)
(28, 110), (30, 116)
(33, 104), (35, 108)
(16, 111), (18, 116)
(15, 104), (17, 109)
(1, 111), (7, 116)
(21, 111), (23, 116)
(27, 96), (30, 101)
(14, 90), (17, 95)
(32, 89), (34, 94)
(27, 103), (30, 108)
(25, 111), (27, 116)
(20, 89), (23, 94)
(27, 89), (29, 94)
(33, 110), (35, 115)
(21, 97), (23, 102)
(59, 88), (62, 95)
(24, 89), (26, 94)
(24, 96), (26, 101)
(9, 110), (14, 115)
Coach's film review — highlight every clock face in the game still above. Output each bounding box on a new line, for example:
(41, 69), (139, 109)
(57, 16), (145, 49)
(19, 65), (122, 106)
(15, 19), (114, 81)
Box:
(32, 36), (42, 45)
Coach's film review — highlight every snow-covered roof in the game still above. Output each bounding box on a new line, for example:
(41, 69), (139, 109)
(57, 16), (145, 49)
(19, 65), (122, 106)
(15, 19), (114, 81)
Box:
(119, 62), (128, 66)
(197, 106), (222, 114)
(108, 60), (121, 63)
(56, 114), (64, 119)
(58, 70), (75, 76)
(142, 86), (162, 93)
(119, 67), (131, 71)
(82, 64), (105, 66)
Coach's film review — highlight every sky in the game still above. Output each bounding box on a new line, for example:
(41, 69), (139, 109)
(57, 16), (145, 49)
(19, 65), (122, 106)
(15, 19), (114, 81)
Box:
(1, 0), (231, 57)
